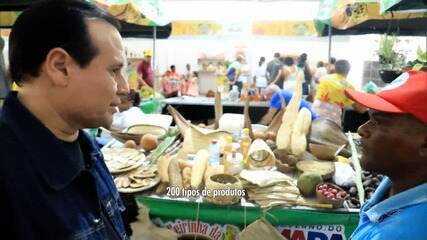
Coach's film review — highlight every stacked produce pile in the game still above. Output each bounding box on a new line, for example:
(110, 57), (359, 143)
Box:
(240, 170), (303, 208)
(342, 170), (384, 208)
(101, 116), (177, 193)
(154, 70), (382, 210)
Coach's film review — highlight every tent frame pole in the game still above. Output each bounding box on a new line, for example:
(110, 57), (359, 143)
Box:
(328, 25), (332, 61)
(153, 26), (157, 95)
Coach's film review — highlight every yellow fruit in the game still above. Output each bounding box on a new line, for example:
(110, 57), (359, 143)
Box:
(140, 134), (158, 151)
(123, 140), (137, 148)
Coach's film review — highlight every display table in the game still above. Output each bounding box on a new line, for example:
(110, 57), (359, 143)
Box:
(162, 96), (270, 123)
(137, 195), (359, 240)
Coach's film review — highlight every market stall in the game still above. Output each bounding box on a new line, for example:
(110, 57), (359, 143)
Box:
(99, 72), (381, 240)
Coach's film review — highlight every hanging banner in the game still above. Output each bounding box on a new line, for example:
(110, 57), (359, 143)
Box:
(172, 21), (222, 36)
(90, 0), (170, 26)
(154, 218), (348, 240)
(137, 196), (360, 239)
(277, 225), (346, 240)
(154, 219), (240, 240)
(317, 0), (426, 30)
(252, 21), (317, 36)
(172, 21), (317, 37)
(0, 11), (19, 28)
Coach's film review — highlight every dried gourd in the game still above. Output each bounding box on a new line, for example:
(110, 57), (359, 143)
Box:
(190, 150), (209, 189)
(276, 70), (304, 150)
(178, 159), (193, 169)
(168, 157), (183, 192)
(157, 155), (173, 183)
(291, 108), (312, 156)
(182, 167), (192, 189)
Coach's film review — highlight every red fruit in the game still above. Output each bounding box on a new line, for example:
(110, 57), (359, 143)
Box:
(327, 193), (335, 199)
(330, 189), (338, 194)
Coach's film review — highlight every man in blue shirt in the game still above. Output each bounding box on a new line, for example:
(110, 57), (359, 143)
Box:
(0, 1), (129, 239)
(345, 71), (427, 240)
(259, 85), (317, 125)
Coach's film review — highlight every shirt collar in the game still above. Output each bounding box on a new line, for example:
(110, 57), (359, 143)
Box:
(365, 176), (427, 223)
(1, 91), (99, 190)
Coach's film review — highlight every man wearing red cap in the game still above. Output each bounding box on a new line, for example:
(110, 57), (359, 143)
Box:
(345, 70), (427, 240)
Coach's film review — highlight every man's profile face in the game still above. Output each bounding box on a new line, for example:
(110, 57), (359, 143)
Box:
(357, 110), (424, 175)
(64, 19), (128, 129)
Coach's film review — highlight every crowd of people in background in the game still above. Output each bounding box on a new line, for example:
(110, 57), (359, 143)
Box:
(130, 48), (367, 127)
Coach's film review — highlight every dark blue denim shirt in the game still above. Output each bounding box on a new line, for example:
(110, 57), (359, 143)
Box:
(0, 92), (128, 240)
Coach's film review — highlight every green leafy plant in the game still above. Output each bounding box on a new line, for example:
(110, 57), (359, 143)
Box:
(376, 34), (406, 70)
(412, 46), (427, 71)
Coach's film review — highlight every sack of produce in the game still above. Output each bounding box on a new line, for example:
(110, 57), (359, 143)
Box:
(240, 219), (288, 240)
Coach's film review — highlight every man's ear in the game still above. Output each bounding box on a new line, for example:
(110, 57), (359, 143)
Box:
(44, 48), (72, 87)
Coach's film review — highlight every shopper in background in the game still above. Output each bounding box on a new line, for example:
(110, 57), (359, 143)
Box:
(137, 49), (154, 88)
(252, 56), (267, 89)
(0, 1), (129, 239)
(112, 90), (143, 130)
(259, 85), (317, 125)
(160, 65), (181, 97)
(266, 52), (283, 85)
(312, 59), (365, 127)
(273, 56), (298, 91)
(346, 71), (427, 240)
(226, 55), (244, 91)
(327, 57), (336, 74)
(168, 65), (181, 80)
(182, 63), (192, 81)
(313, 61), (327, 83)
(297, 53), (313, 97)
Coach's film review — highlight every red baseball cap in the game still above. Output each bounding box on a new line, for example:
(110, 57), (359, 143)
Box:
(345, 70), (427, 124)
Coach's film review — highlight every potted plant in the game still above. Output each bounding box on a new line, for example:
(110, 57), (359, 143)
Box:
(376, 34), (406, 83)
(406, 46), (427, 71)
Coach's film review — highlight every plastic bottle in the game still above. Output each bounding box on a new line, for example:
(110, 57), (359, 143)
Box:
(240, 128), (252, 168)
(225, 151), (243, 175)
(208, 139), (221, 166)
(221, 136), (233, 165)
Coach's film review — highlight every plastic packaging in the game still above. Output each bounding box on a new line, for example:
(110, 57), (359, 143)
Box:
(225, 151), (243, 175)
(240, 128), (252, 168)
(208, 139), (221, 166)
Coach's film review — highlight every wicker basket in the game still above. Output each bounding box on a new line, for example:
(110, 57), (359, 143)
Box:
(204, 174), (243, 205)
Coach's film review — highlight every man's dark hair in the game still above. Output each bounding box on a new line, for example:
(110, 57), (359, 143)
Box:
(335, 59), (351, 76)
(284, 57), (294, 66)
(274, 52), (280, 58)
(9, 0), (120, 85)
(259, 56), (265, 66)
(170, 65), (176, 70)
(329, 57), (336, 64)
(297, 53), (307, 68)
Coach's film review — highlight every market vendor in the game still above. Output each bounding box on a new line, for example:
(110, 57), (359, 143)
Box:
(312, 59), (365, 127)
(345, 71), (427, 240)
(112, 89), (143, 130)
(0, 1), (129, 239)
(136, 49), (154, 88)
(259, 85), (317, 125)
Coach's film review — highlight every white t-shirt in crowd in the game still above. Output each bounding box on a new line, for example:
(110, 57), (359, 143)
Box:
(253, 64), (267, 88)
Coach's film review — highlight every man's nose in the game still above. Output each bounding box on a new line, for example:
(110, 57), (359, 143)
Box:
(116, 72), (129, 96)
(357, 121), (370, 138)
